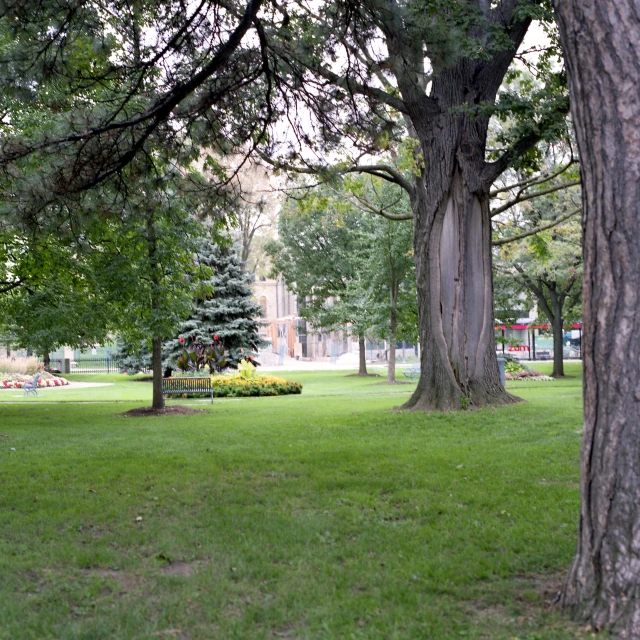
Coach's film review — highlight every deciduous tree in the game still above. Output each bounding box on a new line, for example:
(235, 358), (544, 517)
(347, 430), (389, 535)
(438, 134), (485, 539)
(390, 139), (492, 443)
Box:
(493, 171), (581, 377)
(261, 0), (569, 409)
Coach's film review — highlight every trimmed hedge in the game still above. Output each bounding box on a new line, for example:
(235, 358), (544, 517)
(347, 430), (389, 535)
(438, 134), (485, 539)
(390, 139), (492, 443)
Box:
(210, 374), (302, 397)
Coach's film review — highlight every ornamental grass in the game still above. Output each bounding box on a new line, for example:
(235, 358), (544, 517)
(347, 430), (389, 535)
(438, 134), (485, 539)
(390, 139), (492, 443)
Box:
(0, 356), (41, 375)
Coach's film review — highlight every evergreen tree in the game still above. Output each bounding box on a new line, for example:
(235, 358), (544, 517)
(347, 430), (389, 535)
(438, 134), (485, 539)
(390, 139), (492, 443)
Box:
(113, 338), (152, 375)
(165, 244), (265, 368)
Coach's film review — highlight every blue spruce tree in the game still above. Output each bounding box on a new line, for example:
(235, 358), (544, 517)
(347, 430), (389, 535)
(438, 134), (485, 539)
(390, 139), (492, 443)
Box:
(165, 243), (266, 369)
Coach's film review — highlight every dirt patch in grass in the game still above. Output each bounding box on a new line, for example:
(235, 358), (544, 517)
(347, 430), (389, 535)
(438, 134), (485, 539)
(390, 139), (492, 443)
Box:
(271, 626), (299, 638)
(465, 574), (582, 636)
(120, 405), (206, 417)
(152, 629), (187, 638)
(86, 568), (142, 593)
(344, 373), (380, 378)
(160, 562), (195, 577)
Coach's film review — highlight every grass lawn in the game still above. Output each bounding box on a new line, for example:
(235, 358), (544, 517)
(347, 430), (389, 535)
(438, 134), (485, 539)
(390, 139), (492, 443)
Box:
(0, 364), (594, 639)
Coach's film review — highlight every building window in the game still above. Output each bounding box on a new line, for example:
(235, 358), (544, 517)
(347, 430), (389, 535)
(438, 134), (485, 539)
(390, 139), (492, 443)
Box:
(259, 296), (267, 317)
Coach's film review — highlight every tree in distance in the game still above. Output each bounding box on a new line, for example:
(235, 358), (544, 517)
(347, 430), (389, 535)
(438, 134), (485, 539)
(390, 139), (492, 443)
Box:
(164, 241), (266, 370)
(266, 181), (416, 380)
(493, 166), (582, 377)
(338, 176), (417, 383)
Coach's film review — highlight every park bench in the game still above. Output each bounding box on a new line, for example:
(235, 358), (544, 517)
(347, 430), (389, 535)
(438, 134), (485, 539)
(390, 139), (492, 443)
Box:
(22, 373), (41, 396)
(403, 364), (421, 381)
(162, 377), (213, 403)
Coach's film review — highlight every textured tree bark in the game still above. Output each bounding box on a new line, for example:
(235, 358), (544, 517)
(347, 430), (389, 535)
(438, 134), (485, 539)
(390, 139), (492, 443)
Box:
(390, 13), (529, 411)
(43, 352), (50, 370)
(551, 314), (565, 378)
(151, 337), (165, 411)
(147, 216), (165, 411)
(403, 164), (519, 411)
(387, 289), (397, 384)
(553, 1), (640, 636)
(357, 334), (367, 376)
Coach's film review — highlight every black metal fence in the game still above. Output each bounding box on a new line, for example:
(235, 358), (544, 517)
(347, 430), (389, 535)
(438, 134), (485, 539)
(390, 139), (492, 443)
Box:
(69, 357), (151, 374)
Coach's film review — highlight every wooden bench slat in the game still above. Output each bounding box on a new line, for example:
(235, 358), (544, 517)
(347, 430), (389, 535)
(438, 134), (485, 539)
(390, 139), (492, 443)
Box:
(162, 377), (213, 403)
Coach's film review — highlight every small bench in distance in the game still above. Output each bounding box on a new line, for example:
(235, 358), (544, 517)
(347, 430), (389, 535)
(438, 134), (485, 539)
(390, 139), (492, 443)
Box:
(402, 364), (421, 381)
(162, 377), (213, 403)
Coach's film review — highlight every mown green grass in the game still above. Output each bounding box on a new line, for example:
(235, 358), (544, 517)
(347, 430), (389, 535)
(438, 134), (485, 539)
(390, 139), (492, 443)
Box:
(0, 364), (593, 639)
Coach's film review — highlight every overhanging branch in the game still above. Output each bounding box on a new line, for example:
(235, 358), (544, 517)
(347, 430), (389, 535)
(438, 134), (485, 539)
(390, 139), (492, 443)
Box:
(491, 180), (580, 217)
(343, 191), (413, 221)
(490, 159), (577, 197)
(492, 207), (580, 246)
(257, 151), (415, 195)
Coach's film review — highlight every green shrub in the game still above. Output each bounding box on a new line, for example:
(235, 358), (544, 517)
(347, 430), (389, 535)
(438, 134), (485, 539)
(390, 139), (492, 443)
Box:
(211, 374), (302, 398)
(504, 359), (527, 374)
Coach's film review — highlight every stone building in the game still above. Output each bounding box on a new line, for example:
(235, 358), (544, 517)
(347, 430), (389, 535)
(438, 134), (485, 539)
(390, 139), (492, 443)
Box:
(252, 278), (360, 361)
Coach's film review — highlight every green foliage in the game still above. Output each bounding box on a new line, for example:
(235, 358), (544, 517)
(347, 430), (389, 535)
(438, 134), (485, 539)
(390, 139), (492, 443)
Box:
(493, 172), (583, 328)
(505, 359), (527, 374)
(210, 373), (302, 397)
(266, 178), (417, 344)
(175, 340), (229, 375)
(115, 338), (151, 375)
(237, 358), (257, 379)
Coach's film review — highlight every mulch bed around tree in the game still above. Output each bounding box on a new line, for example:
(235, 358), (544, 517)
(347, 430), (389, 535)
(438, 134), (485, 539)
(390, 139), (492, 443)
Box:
(344, 373), (381, 378)
(120, 405), (206, 417)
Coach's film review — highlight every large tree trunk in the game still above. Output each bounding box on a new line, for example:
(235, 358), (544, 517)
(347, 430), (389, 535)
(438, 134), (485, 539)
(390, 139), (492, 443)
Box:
(387, 290), (397, 384)
(151, 337), (165, 410)
(390, 16), (529, 411)
(402, 168), (518, 411)
(357, 334), (367, 376)
(551, 315), (565, 378)
(43, 352), (50, 370)
(553, 1), (640, 636)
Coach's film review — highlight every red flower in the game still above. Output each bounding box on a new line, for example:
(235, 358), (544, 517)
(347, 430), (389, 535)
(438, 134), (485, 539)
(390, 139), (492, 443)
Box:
(214, 335), (219, 341)
(179, 337), (185, 344)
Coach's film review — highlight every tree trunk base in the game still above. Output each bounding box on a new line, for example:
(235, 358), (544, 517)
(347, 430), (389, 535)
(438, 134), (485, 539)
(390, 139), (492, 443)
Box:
(559, 588), (640, 639)
(399, 384), (521, 412)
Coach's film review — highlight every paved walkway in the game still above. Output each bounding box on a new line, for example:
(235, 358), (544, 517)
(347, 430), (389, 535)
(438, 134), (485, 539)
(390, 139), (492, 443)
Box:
(24, 381), (113, 391)
(258, 359), (412, 372)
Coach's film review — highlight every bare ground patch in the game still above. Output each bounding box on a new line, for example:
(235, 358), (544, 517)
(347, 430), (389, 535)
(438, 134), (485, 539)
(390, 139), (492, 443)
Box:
(344, 373), (381, 378)
(160, 561), (196, 577)
(465, 574), (593, 638)
(120, 405), (206, 417)
(85, 568), (143, 593)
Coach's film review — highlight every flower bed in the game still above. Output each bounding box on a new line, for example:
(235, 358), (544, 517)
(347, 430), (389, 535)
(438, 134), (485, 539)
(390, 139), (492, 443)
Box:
(503, 358), (553, 382)
(210, 374), (302, 398)
(0, 371), (70, 389)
